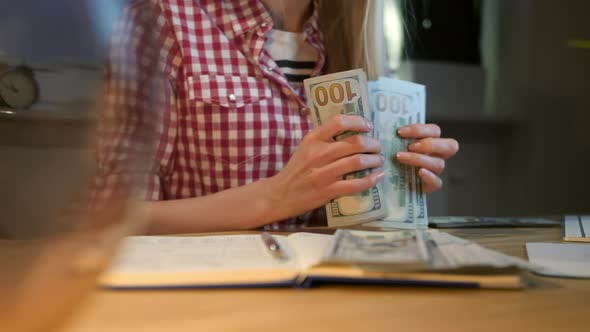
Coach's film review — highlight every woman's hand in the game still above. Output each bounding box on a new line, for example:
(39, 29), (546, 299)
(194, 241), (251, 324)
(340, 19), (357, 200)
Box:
(396, 124), (459, 193)
(268, 115), (385, 219)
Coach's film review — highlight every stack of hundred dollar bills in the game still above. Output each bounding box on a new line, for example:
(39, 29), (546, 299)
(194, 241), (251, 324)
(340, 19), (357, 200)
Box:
(304, 69), (428, 229)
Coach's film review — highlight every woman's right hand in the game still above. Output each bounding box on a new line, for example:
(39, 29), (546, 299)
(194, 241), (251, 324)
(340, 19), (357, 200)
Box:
(268, 115), (385, 220)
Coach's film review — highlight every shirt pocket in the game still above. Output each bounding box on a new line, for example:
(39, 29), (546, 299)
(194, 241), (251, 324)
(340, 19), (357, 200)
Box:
(185, 74), (272, 108)
(182, 73), (275, 174)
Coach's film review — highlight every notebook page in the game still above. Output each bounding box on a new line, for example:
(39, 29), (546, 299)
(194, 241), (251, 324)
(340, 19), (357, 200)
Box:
(106, 235), (300, 275)
(286, 233), (334, 269)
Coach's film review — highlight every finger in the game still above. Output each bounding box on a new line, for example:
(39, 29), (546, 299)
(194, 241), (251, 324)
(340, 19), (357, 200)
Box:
(327, 171), (385, 197)
(324, 135), (381, 161)
(408, 138), (459, 159)
(301, 135), (381, 168)
(397, 124), (441, 139)
(396, 152), (445, 175)
(418, 168), (443, 193)
(314, 115), (373, 141)
(320, 154), (384, 180)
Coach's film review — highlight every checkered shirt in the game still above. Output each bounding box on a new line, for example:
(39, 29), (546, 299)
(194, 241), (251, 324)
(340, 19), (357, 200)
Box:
(90, 0), (326, 227)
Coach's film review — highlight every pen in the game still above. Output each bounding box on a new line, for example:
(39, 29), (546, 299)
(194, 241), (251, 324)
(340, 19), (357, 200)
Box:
(261, 232), (286, 259)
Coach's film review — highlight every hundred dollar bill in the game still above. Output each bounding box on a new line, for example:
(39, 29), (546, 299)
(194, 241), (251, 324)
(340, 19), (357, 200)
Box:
(304, 69), (386, 227)
(322, 229), (534, 272)
(322, 229), (429, 270)
(365, 77), (428, 229)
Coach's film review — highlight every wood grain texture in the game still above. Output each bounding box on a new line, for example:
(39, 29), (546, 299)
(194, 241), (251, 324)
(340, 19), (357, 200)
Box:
(53, 227), (589, 332)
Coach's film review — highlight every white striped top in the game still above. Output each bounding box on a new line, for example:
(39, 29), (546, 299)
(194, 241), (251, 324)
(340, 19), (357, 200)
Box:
(265, 29), (317, 89)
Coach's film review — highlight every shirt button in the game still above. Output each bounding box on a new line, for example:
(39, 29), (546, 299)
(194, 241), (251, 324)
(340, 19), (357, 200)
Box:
(260, 22), (268, 28)
(299, 107), (309, 116)
(265, 66), (274, 73)
(228, 94), (236, 102)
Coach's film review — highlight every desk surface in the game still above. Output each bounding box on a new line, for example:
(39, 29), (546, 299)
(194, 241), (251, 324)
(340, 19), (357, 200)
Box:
(55, 227), (589, 332)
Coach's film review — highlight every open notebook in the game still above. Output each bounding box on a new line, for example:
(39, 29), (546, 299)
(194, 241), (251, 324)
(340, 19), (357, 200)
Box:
(100, 230), (534, 290)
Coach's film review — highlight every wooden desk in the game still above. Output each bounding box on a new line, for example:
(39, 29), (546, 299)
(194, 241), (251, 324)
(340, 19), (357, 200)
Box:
(57, 227), (589, 332)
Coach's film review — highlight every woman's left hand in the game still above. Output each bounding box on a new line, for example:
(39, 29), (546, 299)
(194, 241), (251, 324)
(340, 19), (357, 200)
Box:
(396, 124), (459, 193)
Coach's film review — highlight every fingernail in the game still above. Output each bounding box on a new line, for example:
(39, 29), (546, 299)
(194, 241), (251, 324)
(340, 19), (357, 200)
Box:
(397, 127), (410, 136)
(380, 155), (385, 163)
(366, 120), (374, 130)
(396, 152), (408, 160)
(374, 171), (385, 181)
(409, 142), (421, 151)
(420, 168), (433, 177)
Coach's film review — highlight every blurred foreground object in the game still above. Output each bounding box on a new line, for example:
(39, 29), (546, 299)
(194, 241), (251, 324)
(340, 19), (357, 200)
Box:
(0, 208), (145, 332)
(0, 1), (163, 330)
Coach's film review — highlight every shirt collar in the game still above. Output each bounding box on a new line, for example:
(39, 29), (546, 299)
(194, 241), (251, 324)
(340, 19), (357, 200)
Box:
(225, 0), (321, 38)
(301, 0), (321, 39)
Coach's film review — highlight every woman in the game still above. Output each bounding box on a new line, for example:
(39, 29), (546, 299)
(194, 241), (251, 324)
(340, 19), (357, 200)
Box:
(92, 0), (458, 233)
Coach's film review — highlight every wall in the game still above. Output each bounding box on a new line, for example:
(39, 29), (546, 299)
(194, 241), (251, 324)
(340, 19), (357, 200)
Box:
(0, 0), (127, 63)
(0, 144), (95, 237)
(398, 0), (589, 217)
(498, 0), (590, 215)
(0, 1), (123, 237)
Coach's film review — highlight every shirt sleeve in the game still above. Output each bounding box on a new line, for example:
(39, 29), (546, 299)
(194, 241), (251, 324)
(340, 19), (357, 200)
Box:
(90, 1), (180, 209)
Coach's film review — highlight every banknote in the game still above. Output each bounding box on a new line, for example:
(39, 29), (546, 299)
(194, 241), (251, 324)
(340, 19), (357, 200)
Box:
(365, 77), (428, 229)
(322, 229), (535, 271)
(322, 229), (429, 270)
(304, 69), (386, 227)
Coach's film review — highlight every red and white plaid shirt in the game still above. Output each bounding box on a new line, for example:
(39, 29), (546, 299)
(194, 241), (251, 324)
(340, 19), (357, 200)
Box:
(91, 0), (326, 226)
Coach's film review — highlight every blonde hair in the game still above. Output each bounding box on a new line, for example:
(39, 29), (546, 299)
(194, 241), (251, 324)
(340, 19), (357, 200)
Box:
(319, 0), (400, 80)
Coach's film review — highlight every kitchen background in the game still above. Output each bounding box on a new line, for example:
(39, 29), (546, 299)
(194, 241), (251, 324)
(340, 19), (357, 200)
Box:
(1, 0), (588, 238)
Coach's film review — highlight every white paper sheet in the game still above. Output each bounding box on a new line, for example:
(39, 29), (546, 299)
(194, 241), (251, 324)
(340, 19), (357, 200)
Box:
(564, 215), (590, 241)
(106, 235), (300, 274)
(526, 242), (590, 278)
